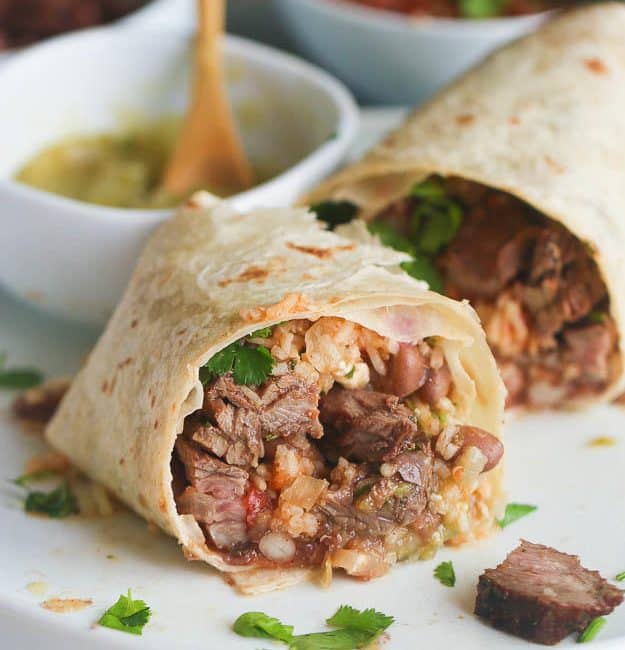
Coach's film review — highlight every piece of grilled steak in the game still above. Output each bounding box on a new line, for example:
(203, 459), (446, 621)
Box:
(475, 540), (623, 645)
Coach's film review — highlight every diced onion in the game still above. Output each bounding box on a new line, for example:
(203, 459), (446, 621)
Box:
(259, 532), (296, 562)
(331, 549), (388, 579)
(280, 476), (328, 510)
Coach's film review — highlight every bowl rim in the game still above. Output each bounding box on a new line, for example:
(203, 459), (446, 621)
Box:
(289, 0), (556, 32)
(0, 25), (359, 225)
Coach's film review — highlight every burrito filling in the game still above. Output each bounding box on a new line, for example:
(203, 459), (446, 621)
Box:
(172, 317), (502, 579)
(321, 177), (619, 408)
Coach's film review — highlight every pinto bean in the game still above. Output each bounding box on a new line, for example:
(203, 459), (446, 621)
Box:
(455, 426), (503, 472)
(384, 343), (428, 398)
(418, 364), (452, 405)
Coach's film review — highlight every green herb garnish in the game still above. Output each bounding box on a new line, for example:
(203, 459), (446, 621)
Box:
(615, 571), (625, 582)
(98, 590), (151, 636)
(434, 560), (456, 587)
(344, 366), (356, 380)
(250, 326), (273, 338)
(459, 0), (505, 18)
(24, 480), (78, 518)
(310, 200), (358, 230)
(587, 311), (606, 324)
(233, 612), (295, 644)
(201, 340), (274, 386)
(0, 352), (44, 390)
(497, 503), (537, 528)
(409, 179), (463, 255)
(578, 617), (607, 643)
(233, 605), (394, 650)
(13, 469), (59, 487)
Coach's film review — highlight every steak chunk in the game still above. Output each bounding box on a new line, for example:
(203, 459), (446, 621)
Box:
(475, 540), (624, 645)
(188, 373), (322, 468)
(174, 438), (249, 550)
(319, 388), (422, 462)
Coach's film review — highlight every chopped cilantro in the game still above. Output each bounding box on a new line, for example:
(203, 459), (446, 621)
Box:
(13, 469), (59, 487)
(310, 200), (358, 230)
(615, 571), (625, 582)
(0, 352), (43, 390)
(24, 480), (78, 518)
(410, 178), (446, 201)
(400, 257), (444, 293)
(578, 617), (606, 643)
(587, 311), (606, 324)
(250, 326), (273, 338)
(201, 340), (275, 386)
(264, 432), (279, 442)
(367, 221), (417, 256)
(326, 605), (394, 635)
(233, 612), (294, 644)
(497, 503), (537, 528)
(459, 0), (505, 18)
(434, 560), (456, 587)
(233, 605), (394, 650)
(344, 366), (356, 380)
(98, 590), (151, 636)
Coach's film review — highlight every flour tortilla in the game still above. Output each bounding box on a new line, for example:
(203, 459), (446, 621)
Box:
(304, 3), (625, 406)
(45, 193), (505, 593)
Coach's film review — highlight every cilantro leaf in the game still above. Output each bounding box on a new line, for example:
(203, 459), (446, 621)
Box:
(0, 351), (44, 389)
(233, 612), (294, 644)
(250, 326), (273, 338)
(201, 341), (275, 386)
(578, 617), (606, 643)
(311, 201), (358, 230)
(367, 221), (417, 256)
(497, 503), (537, 528)
(410, 178), (446, 200)
(232, 346), (274, 385)
(615, 571), (625, 582)
(202, 343), (238, 380)
(587, 311), (606, 324)
(24, 480), (78, 518)
(326, 605), (394, 635)
(400, 258), (444, 293)
(411, 199), (463, 255)
(233, 605), (394, 650)
(291, 629), (373, 650)
(98, 590), (151, 636)
(434, 561), (456, 587)
(13, 469), (59, 487)
(459, 0), (505, 18)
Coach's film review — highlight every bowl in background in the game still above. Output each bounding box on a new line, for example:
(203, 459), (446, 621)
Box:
(274, 0), (552, 105)
(0, 26), (358, 325)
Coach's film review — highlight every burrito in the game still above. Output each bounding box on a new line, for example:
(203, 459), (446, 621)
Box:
(45, 194), (505, 593)
(305, 3), (625, 410)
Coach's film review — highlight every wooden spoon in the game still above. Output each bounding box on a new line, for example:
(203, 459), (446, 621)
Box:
(162, 0), (254, 197)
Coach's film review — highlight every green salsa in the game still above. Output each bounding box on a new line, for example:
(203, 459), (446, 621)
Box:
(15, 117), (248, 209)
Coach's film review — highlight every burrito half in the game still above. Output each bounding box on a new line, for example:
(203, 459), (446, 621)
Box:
(305, 3), (625, 410)
(45, 195), (505, 593)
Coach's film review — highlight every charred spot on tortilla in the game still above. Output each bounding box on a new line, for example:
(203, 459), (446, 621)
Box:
(171, 316), (503, 579)
(285, 242), (356, 259)
(360, 175), (619, 410)
(584, 58), (609, 75)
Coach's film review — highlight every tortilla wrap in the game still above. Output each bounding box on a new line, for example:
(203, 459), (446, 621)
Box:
(45, 193), (505, 593)
(304, 3), (625, 409)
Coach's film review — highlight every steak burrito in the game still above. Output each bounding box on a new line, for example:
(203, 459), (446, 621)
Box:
(46, 194), (505, 594)
(305, 3), (625, 410)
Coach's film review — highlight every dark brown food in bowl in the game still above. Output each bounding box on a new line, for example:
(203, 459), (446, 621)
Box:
(475, 540), (624, 645)
(0, 0), (149, 50)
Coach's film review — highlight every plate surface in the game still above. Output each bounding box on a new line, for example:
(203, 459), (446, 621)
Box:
(1, 110), (624, 649)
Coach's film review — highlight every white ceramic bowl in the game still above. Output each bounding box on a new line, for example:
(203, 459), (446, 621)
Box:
(0, 26), (358, 325)
(274, 0), (552, 105)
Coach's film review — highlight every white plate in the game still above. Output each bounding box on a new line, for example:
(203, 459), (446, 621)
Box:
(1, 110), (624, 649)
